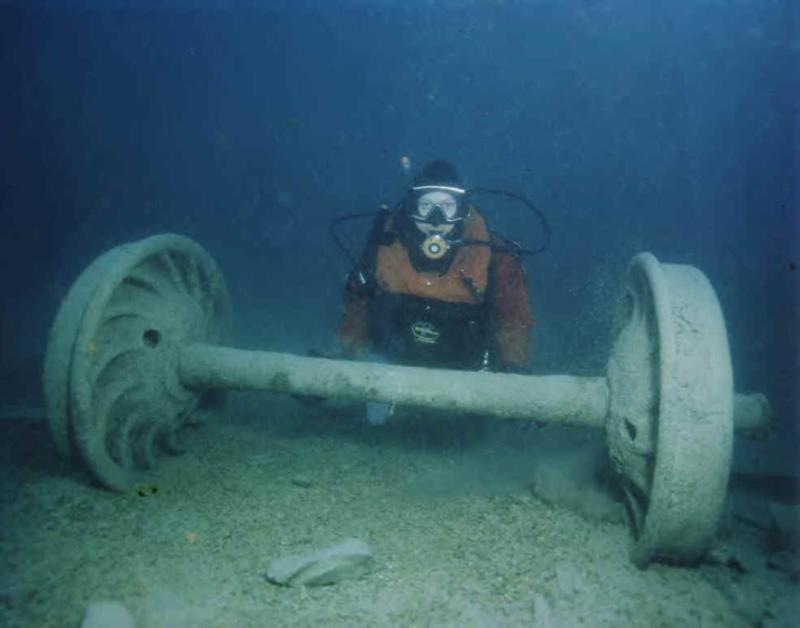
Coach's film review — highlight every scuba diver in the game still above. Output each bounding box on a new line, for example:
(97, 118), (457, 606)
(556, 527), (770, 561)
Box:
(335, 159), (534, 373)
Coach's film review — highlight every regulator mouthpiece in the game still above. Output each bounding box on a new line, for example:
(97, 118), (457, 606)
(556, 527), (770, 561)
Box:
(420, 234), (449, 260)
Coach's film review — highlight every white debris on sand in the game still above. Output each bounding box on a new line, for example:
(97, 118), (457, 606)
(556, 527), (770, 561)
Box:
(80, 601), (136, 628)
(266, 538), (373, 587)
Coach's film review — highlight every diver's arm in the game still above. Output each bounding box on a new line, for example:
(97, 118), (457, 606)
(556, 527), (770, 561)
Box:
(335, 210), (391, 358)
(336, 274), (372, 358)
(490, 245), (534, 371)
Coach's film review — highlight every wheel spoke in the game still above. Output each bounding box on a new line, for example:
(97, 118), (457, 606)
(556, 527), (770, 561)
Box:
(158, 251), (188, 295)
(132, 421), (160, 469)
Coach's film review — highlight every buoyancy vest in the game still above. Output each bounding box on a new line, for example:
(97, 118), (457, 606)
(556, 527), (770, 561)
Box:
(367, 209), (495, 369)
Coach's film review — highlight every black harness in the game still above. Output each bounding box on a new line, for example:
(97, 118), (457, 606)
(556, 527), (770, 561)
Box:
(368, 291), (492, 370)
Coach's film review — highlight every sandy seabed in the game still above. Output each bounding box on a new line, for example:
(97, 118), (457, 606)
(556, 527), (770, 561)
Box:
(1, 394), (798, 627)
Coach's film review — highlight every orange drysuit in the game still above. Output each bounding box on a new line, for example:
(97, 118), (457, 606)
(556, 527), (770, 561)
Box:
(337, 208), (533, 371)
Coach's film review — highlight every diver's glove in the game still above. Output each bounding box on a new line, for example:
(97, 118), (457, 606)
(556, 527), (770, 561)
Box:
(366, 401), (394, 426)
(363, 351), (394, 425)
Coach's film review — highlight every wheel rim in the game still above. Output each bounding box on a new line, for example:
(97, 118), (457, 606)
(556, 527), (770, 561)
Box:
(44, 245), (131, 461)
(607, 253), (734, 566)
(46, 234), (231, 490)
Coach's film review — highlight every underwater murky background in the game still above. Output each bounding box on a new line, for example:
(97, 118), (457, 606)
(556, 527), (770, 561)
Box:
(0, 0), (797, 625)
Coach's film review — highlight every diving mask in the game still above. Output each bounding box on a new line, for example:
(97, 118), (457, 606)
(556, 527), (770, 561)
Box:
(411, 187), (466, 224)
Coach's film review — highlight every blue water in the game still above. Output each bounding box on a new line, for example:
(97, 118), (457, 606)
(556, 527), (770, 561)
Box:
(0, 1), (797, 470)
